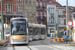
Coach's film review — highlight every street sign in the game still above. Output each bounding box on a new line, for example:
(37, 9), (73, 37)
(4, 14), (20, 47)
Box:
(67, 21), (73, 27)
(4, 23), (8, 28)
(67, 27), (69, 30)
(74, 29), (75, 31)
(56, 30), (57, 34)
(62, 35), (67, 38)
(47, 22), (50, 25)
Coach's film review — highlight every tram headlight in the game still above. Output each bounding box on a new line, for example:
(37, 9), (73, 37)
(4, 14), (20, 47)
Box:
(26, 36), (28, 38)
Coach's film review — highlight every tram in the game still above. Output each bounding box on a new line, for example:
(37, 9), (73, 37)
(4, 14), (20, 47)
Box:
(28, 23), (47, 41)
(10, 17), (47, 45)
(10, 18), (29, 45)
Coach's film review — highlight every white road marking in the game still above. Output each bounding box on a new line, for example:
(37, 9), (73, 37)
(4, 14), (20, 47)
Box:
(1, 45), (75, 50)
(29, 46), (39, 50)
(15, 46), (30, 50)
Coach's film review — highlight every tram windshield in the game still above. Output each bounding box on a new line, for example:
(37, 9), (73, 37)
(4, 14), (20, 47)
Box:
(11, 19), (26, 35)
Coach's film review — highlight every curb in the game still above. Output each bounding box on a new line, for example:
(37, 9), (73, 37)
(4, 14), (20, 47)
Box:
(0, 40), (8, 47)
(0, 42), (8, 47)
(46, 37), (55, 39)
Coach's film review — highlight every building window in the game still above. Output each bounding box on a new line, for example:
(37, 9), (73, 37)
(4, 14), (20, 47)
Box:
(36, 11), (38, 17)
(51, 16), (54, 23)
(59, 10), (63, 15)
(29, 1), (31, 6)
(59, 18), (64, 25)
(33, 12), (35, 17)
(40, 12), (42, 19)
(48, 7), (50, 13)
(44, 2), (46, 7)
(25, 12), (28, 17)
(25, 1), (28, 6)
(33, 1), (35, 6)
(5, 4), (12, 12)
(44, 11), (46, 16)
(29, 12), (32, 17)
(40, 1), (42, 6)
(17, 0), (22, 2)
(36, 0), (38, 6)
(49, 1), (52, 3)
(61, 18), (64, 25)
(17, 4), (23, 13)
(49, 17), (50, 21)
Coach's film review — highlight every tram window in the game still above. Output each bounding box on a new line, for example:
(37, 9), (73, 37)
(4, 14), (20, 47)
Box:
(41, 28), (45, 35)
(29, 27), (33, 35)
(11, 23), (26, 35)
(33, 27), (39, 35)
(37, 28), (40, 35)
(11, 19), (27, 35)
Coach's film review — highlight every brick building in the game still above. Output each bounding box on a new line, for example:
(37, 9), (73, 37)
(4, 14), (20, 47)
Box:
(0, 0), (24, 24)
(36, 0), (47, 25)
(63, 6), (75, 25)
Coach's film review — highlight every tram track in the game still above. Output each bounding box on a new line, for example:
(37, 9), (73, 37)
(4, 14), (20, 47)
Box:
(27, 46), (32, 50)
(11, 44), (32, 50)
(12, 45), (15, 50)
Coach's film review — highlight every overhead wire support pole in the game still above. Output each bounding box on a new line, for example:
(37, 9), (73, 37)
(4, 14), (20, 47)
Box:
(66, 0), (69, 37)
(57, 7), (59, 38)
(56, 0), (59, 38)
(1, 0), (4, 40)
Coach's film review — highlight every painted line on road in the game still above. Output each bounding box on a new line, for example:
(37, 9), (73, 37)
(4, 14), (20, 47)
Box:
(48, 44), (71, 46)
(28, 46), (39, 50)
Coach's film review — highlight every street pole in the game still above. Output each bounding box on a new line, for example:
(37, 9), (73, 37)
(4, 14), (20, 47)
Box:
(1, 0), (4, 40)
(54, 10), (56, 37)
(57, 7), (59, 38)
(57, 0), (59, 38)
(66, 0), (69, 37)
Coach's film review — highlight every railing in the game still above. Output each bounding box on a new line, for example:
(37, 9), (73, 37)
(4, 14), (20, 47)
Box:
(39, 6), (44, 10)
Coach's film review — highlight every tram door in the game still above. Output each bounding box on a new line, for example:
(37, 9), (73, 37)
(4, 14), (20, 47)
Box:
(28, 26), (33, 41)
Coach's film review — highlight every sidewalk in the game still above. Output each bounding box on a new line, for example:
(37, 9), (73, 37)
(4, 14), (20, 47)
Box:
(0, 40), (8, 46)
(46, 37), (55, 39)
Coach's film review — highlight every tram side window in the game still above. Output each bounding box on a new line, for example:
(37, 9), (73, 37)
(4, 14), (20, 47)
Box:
(41, 28), (45, 35)
(33, 27), (38, 35)
(29, 27), (33, 35)
(37, 28), (40, 35)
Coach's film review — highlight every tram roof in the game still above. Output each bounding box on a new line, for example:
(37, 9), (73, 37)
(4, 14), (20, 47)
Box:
(28, 23), (33, 27)
(41, 25), (46, 28)
(28, 23), (46, 28)
(10, 17), (27, 21)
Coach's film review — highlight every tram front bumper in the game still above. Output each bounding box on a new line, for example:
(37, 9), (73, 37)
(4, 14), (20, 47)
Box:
(10, 39), (29, 44)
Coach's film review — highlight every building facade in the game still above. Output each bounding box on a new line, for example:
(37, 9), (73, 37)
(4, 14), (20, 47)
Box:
(57, 7), (66, 33)
(36, 0), (47, 25)
(0, 0), (24, 24)
(24, 0), (36, 23)
(47, 4), (56, 35)
(46, 0), (66, 36)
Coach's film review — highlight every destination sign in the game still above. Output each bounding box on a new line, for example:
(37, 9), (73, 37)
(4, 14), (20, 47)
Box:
(13, 21), (25, 24)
